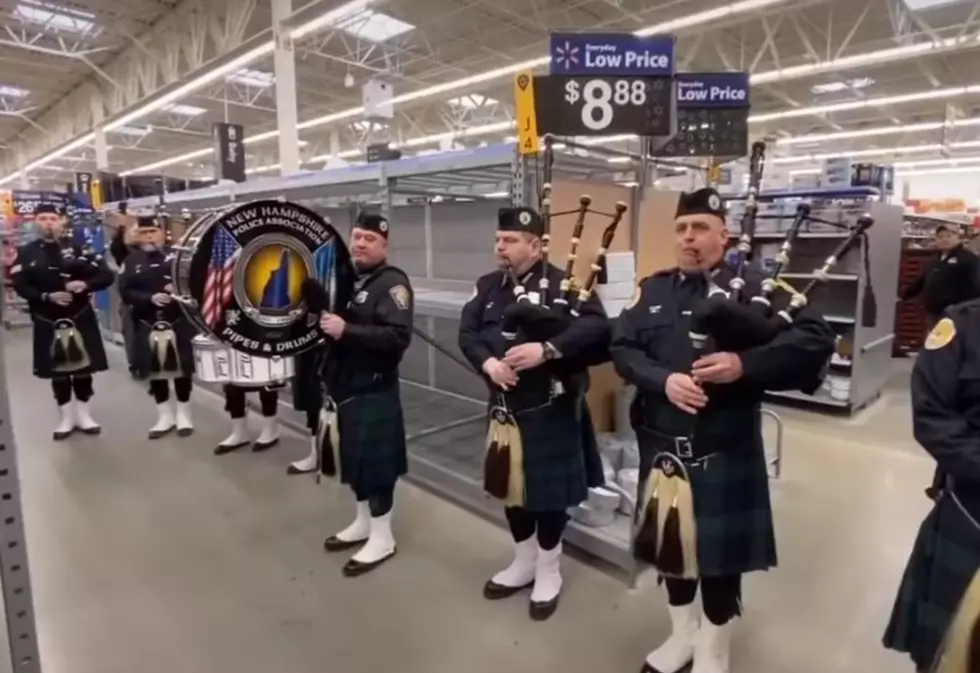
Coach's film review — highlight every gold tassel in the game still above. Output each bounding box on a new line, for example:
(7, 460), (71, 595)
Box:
(651, 456), (699, 580)
(935, 569), (980, 673)
(162, 333), (179, 372)
(52, 333), (69, 366)
(632, 471), (661, 564)
(503, 417), (525, 508)
(316, 405), (340, 481)
(65, 330), (84, 365)
(149, 333), (162, 373)
(483, 413), (510, 500)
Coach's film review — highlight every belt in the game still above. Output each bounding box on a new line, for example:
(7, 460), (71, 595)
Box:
(637, 426), (721, 467)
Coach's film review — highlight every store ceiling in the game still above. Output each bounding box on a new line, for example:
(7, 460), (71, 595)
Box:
(2, 0), (980, 189)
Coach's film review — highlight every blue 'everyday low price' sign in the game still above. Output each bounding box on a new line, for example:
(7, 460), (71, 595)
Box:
(550, 33), (675, 76)
(676, 72), (751, 108)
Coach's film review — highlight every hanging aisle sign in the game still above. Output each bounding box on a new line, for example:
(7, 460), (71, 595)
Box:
(514, 70), (540, 155)
(534, 75), (672, 137)
(652, 72), (751, 158)
(549, 33), (675, 76)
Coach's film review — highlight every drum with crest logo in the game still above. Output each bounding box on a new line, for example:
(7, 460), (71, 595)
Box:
(170, 201), (356, 372)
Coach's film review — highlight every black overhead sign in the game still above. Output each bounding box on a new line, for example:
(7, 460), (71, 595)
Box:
(212, 122), (246, 183)
(652, 72), (751, 158)
(533, 75), (673, 138)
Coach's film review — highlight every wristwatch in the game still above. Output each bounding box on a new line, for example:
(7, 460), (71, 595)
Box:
(542, 342), (561, 361)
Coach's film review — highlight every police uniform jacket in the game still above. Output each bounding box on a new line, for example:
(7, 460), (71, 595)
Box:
(883, 301), (980, 669)
(610, 265), (835, 575)
(117, 245), (197, 379)
(458, 263), (610, 512)
(10, 238), (114, 379)
(901, 244), (980, 320)
(324, 262), (413, 496)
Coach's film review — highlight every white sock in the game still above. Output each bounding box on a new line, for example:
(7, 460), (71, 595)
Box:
(75, 401), (99, 430)
(645, 603), (700, 672)
(149, 403), (175, 434)
(291, 437), (318, 471)
(529, 543), (563, 604)
(490, 538), (538, 588)
(351, 512), (396, 565)
(175, 402), (193, 431)
(256, 416), (279, 444)
(220, 418), (249, 446)
(334, 501), (370, 543)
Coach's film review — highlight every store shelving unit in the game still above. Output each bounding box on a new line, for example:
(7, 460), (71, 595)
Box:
(725, 186), (903, 414)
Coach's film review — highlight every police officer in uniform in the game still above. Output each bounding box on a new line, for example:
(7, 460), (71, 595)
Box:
(458, 206), (609, 621)
(610, 189), (834, 673)
(315, 212), (413, 576)
(118, 214), (197, 439)
(901, 222), (980, 331)
(883, 304), (980, 673)
(10, 202), (115, 440)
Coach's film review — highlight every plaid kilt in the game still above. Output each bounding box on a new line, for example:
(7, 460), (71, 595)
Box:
(883, 490), (980, 670)
(509, 392), (589, 513)
(336, 383), (408, 496)
(636, 427), (777, 577)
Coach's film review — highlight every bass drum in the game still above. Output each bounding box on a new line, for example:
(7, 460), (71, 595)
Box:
(171, 200), (356, 359)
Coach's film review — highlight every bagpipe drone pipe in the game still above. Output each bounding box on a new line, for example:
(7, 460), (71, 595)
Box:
(500, 135), (628, 357)
(688, 141), (878, 360)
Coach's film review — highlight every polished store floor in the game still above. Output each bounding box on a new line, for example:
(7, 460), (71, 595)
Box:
(2, 331), (927, 673)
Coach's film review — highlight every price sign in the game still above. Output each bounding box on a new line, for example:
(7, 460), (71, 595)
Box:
(652, 72), (751, 158)
(534, 75), (672, 137)
(11, 190), (67, 217)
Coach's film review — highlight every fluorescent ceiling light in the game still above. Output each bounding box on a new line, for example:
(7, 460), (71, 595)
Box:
(14, 1), (95, 34)
(894, 155), (980, 168)
(750, 84), (979, 123)
(119, 147), (213, 177)
(161, 103), (207, 117)
(772, 144), (945, 164)
(351, 120), (387, 133)
(246, 163), (281, 175)
(776, 116), (980, 146)
(904, 0), (968, 9)
(790, 168), (822, 176)
(898, 165), (980, 177)
(608, 156), (632, 164)
(482, 191), (510, 198)
(0, 85), (29, 98)
(811, 77), (875, 95)
(447, 94), (499, 109)
(114, 125), (152, 137)
(335, 10), (415, 42)
(226, 69), (274, 88)
(3, 0), (792, 181)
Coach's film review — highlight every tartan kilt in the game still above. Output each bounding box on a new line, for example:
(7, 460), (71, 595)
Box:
(509, 392), (589, 513)
(336, 383), (408, 496)
(637, 428), (777, 577)
(883, 491), (980, 670)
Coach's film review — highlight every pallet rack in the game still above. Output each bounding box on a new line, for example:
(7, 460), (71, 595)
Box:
(724, 187), (903, 414)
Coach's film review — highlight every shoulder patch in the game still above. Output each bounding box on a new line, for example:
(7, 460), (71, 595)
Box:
(924, 317), (956, 351)
(389, 285), (410, 311)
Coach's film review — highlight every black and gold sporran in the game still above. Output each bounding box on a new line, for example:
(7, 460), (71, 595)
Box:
(633, 452), (698, 580)
(484, 398), (525, 507)
(51, 319), (90, 373)
(148, 321), (181, 379)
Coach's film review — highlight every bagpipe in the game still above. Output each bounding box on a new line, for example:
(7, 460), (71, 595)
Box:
(485, 135), (628, 505)
(689, 140), (877, 356)
(500, 135), (629, 345)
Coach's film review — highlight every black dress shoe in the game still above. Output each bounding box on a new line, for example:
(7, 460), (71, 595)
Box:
(342, 549), (396, 577)
(638, 663), (686, 673)
(323, 535), (368, 552)
(483, 579), (534, 600)
(176, 427), (194, 438)
(529, 595), (559, 621)
(53, 429), (74, 441)
(79, 426), (101, 436)
(251, 437), (280, 452)
(214, 441), (249, 456)
(148, 425), (176, 440)
(287, 464), (315, 475)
